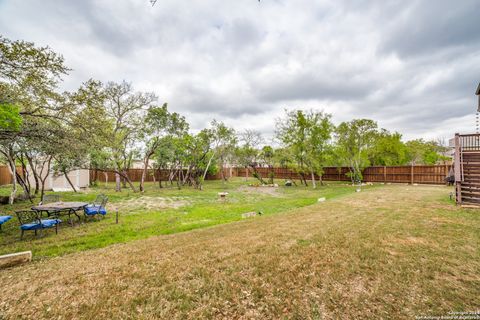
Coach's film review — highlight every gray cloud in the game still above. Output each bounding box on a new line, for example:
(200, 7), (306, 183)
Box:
(0, 0), (478, 140)
(380, 0), (480, 57)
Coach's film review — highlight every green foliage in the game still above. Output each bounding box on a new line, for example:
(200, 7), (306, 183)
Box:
(405, 139), (448, 165)
(0, 103), (22, 131)
(335, 119), (378, 183)
(369, 130), (408, 166)
(276, 109), (334, 186)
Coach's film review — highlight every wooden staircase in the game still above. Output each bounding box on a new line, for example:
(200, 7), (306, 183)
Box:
(455, 134), (480, 206)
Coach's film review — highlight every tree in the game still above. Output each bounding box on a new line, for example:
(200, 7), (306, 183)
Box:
(184, 130), (214, 189)
(335, 119), (378, 184)
(276, 109), (334, 188)
(201, 120), (236, 183)
(405, 139), (449, 165)
(369, 130), (408, 166)
(260, 145), (275, 183)
(139, 103), (188, 192)
(0, 36), (69, 203)
(235, 129), (266, 184)
(103, 81), (156, 192)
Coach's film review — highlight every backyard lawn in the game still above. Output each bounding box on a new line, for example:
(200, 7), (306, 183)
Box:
(0, 179), (359, 257)
(0, 181), (479, 319)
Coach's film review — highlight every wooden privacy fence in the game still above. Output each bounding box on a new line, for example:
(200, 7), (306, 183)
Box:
(90, 165), (452, 186)
(90, 168), (224, 184)
(0, 166), (13, 186)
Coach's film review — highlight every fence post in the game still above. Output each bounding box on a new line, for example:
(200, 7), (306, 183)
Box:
(383, 166), (387, 183)
(410, 165), (414, 185)
(444, 163), (448, 185)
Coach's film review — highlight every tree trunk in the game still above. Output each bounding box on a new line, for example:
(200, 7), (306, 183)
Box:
(311, 170), (317, 189)
(301, 172), (308, 186)
(6, 153), (17, 205)
(16, 172), (32, 201)
(115, 172), (121, 192)
(122, 170), (137, 192)
(139, 155), (151, 193)
(104, 172), (108, 187)
(26, 156), (40, 195)
(19, 155), (31, 195)
(202, 153), (215, 181)
(39, 157), (53, 203)
(63, 169), (77, 192)
(221, 165), (226, 185)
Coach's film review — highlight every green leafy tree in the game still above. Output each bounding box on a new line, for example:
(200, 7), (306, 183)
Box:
(139, 103), (188, 192)
(201, 120), (236, 184)
(369, 130), (408, 166)
(405, 139), (449, 165)
(235, 129), (266, 184)
(261, 145), (275, 183)
(103, 81), (156, 192)
(276, 109), (333, 188)
(335, 119), (378, 184)
(0, 36), (68, 203)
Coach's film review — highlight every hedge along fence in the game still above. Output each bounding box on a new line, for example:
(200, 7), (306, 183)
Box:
(89, 164), (452, 186)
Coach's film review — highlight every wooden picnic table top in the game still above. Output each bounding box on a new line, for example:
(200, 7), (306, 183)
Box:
(32, 202), (88, 211)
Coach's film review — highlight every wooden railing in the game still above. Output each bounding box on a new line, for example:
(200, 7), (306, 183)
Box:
(459, 133), (480, 151)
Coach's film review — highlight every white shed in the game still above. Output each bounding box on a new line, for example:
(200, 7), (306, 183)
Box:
(27, 162), (90, 191)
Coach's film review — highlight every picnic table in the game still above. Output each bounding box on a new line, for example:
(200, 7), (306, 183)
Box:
(32, 202), (88, 226)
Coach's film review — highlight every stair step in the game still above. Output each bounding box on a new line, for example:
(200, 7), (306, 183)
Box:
(460, 181), (480, 189)
(464, 179), (480, 183)
(461, 192), (480, 199)
(460, 183), (480, 190)
(461, 204), (480, 208)
(461, 186), (480, 192)
(461, 196), (480, 204)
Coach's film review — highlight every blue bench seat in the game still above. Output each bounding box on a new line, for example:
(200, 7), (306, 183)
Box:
(0, 215), (12, 230)
(84, 205), (107, 216)
(20, 219), (62, 230)
(0, 215), (12, 225)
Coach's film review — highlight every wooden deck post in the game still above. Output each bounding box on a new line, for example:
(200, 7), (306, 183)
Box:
(454, 133), (462, 204)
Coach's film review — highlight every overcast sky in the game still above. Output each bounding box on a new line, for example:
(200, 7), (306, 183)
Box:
(1, 0), (479, 141)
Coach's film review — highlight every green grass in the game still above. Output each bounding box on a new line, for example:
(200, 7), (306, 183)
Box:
(1, 183), (478, 319)
(0, 178), (363, 258)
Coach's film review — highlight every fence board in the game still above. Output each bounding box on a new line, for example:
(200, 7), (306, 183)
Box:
(88, 164), (451, 186)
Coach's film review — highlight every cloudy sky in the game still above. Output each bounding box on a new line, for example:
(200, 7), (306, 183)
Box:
(1, 0), (479, 141)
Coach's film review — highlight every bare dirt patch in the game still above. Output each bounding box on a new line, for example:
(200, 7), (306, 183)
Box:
(109, 196), (189, 212)
(237, 185), (280, 197)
